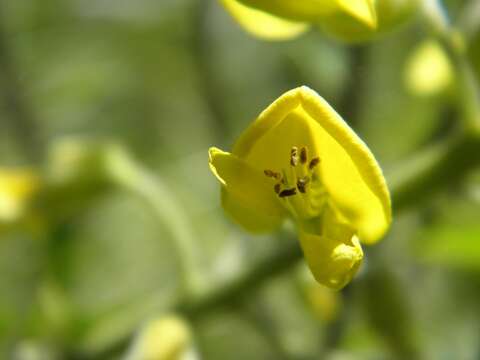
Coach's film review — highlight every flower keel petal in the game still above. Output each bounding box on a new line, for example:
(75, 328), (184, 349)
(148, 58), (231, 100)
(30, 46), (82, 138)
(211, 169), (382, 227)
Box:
(298, 228), (363, 290)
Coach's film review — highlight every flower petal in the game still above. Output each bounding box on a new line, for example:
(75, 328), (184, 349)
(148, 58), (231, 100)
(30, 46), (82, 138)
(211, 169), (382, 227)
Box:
(234, 0), (336, 22)
(232, 87), (391, 244)
(209, 147), (286, 232)
(336, 0), (377, 29)
(298, 208), (363, 290)
(220, 0), (309, 41)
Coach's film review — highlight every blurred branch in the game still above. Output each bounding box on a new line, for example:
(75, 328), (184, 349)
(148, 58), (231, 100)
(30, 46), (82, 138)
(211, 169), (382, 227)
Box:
(190, 1), (229, 141)
(338, 45), (368, 127)
(390, 131), (480, 211)
(176, 237), (301, 318)
(422, 0), (480, 132)
(0, 7), (43, 162)
(321, 283), (354, 353)
(362, 266), (421, 360)
(107, 147), (205, 296)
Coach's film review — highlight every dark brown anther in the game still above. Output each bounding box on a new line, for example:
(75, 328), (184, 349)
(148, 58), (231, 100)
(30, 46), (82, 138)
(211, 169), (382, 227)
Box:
(290, 147), (299, 166)
(264, 169), (281, 179)
(297, 177), (310, 193)
(300, 147), (307, 164)
(274, 183), (281, 194)
(279, 188), (297, 198)
(309, 157), (320, 170)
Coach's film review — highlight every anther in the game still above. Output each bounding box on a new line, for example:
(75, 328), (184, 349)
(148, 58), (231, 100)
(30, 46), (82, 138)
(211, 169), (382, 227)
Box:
(274, 183), (281, 194)
(290, 147), (299, 166)
(264, 169), (281, 180)
(297, 177), (310, 193)
(309, 157), (320, 170)
(300, 147), (308, 164)
(279, 188), (297, 198)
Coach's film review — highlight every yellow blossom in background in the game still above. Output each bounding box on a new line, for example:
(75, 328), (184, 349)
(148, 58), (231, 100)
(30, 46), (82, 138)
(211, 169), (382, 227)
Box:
(0, 168), (40, 223)
(125, 315), (196, 360)
(219, 0), (309, 40)
(404, 39), (454, 96)
(320, 0), (418, 42)
(219, 0), (419, 42)
(219, 0), (376, 41)
(209, 86), (391, 289)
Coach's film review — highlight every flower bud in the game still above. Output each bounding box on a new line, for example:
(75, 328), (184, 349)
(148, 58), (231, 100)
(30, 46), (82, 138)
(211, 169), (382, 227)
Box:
(320, 0), (419, 42)
(125, 315), (196, 360)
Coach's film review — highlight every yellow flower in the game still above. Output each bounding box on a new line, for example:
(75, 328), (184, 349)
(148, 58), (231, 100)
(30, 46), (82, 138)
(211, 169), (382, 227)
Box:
(320, 0), (418, 42)
(219, 0), (377, 41)
(404, 39), (453, 96)
(0, 168), (40, 223)
(209, 87), (391, 289)
(126, 315), (195, 360)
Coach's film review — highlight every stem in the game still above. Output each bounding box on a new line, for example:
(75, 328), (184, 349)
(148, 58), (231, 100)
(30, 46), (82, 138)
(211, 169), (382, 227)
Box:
(176, 237), (302, 318)
(338, 45), (369, 127)
(0, 6), (43, 163)
(106, 149), (204, 297)
(190, 1), (229, 142)
(422, 0), (480, 132)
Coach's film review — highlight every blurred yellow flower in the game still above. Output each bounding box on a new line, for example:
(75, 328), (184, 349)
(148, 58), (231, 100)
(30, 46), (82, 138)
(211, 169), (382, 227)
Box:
(0, 168), (40, 223)
(219, 0), (376, 41)
(126, 315), (195, 360)
(320, 0), (418, 42)
(404, 39), (453, 96)
(209, 86), (391, 289)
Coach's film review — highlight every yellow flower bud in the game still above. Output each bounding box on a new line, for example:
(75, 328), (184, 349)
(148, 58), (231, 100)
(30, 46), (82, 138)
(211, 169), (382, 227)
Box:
(404, 39), (453, 96)
(218, 0), (378, 41)
(126, 315), (195, 360)
(0, 168), (40, 223)
(320, 0), (419, 42)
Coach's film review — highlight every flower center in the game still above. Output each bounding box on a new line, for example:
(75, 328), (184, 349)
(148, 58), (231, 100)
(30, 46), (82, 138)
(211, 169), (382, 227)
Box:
(264, 146), (326, 219)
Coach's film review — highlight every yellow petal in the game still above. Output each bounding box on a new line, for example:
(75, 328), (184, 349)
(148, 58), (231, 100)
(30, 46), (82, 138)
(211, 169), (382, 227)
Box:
(298, 219), (363, 290)
(235, 0), (336, 22)
(336, 0), (377, 29)
(233, 86), (391, 244)
(220, 0), (309, 40)
(209, 147), (286, 233)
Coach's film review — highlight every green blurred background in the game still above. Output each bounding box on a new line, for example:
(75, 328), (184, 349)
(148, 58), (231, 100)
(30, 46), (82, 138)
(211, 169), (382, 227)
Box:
(1, 0), (480, 359)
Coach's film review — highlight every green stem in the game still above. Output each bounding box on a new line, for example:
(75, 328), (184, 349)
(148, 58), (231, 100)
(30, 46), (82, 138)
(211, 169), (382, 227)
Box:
(422, 0), (480, 132)
(106, 149), (204, 297)
(0, 7), (43, 163)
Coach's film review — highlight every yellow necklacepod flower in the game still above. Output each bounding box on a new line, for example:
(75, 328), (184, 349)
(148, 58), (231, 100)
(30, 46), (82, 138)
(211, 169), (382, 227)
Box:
(126, 315), (196, 360)
(0, 168), (40, 223)
(219, 0), (418, 42)
(209, 87), (391, 289)
(219, 0), (377, 40)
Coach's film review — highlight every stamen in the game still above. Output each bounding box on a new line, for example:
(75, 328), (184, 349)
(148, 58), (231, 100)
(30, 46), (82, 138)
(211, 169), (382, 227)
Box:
(300, 147), (308, 164)
(290, 147), (298, 167)
(309, 157), (320, 170)
(264, 169), (281, 180)
(297, 177), (310, 193)
(274, 183), (281, 194)
(279, 188), (297, 198)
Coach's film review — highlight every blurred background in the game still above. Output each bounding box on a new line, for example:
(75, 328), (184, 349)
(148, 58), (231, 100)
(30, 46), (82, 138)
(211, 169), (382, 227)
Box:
(1, 0), (480, 359)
